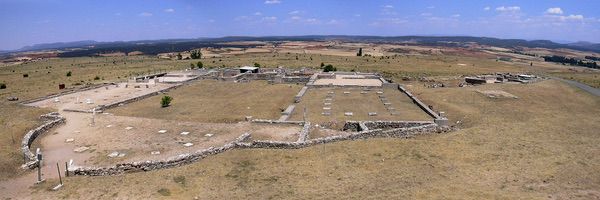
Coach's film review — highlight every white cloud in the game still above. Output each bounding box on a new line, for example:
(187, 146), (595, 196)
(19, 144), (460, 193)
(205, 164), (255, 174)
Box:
(371, 18), (408, 26)
(262, 16), (277, 21)
(254, 12), (262, 16)
(234, 16), (250, 21)
(139, 12), (153, 17)
(545, 7), (563, 15)
(381, 5), (396, 15)
(420, 13), (432, 16)
(427, 6), (435, 9)
(451, 14), (460, 18)
(496, 6), (520, 12)
(326, 19), (340, 25)
(114, 13), (121, 16)
(290, 16), (301, 20)
(305, 18), (318, 23)
(354, 14), (361, 17)
(208, 19), (215, 23)
(484, 6), (490, 11)
(164, 8), (175, 13)
(288, 10), (300, 15)
(264, 0), (281, 4)
(560, 14), (584, 21)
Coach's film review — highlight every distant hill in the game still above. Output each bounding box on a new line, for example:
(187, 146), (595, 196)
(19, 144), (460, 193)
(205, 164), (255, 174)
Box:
(567, 41), (600, 51)
(18, 40), (100, 52)
(6, 36), (600, 57)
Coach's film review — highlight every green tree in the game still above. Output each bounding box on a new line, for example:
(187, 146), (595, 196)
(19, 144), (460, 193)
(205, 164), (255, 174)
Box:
(176, 53), (182, 60)
(254, 63), (261, 68)
(357, 48), (363, 56)
(323, 64), (337, 72)
(66, 71), (72, 77)
(190, 50), (202, 59)
(161, 96), (173, 107)
(320, 62), (325, 68)
(197, 61), (203, 68)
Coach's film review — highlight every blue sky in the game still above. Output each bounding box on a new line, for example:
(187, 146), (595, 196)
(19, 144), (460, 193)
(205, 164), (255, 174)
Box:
(1, 0), (599, 50)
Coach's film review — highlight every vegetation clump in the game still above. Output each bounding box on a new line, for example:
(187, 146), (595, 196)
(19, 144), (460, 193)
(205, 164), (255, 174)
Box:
(323, 64), (337, 72)
(161, 95), (173, 107)
(190, 50), (202, 59)
(66, 71), (72, 77)
(0, 83), (6, 89)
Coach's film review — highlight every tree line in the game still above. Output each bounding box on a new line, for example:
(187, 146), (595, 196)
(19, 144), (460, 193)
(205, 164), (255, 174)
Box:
(542, 55), (598, 69)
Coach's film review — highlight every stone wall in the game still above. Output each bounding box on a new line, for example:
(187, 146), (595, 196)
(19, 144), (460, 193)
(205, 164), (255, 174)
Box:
(21, 112), (66, 169)
(362, 121), (435, 130)
(343, 120), (435, 131)
(294, 86), (308, 103)
(69, 133), (251, 176)
(21, 83), (115, 105)
(297, 122), (311, 142)
(397, 85), (449, 126)
(99, 84), (181, 111)
(66, 121), (452, 176)
(250, 119), (305, 125)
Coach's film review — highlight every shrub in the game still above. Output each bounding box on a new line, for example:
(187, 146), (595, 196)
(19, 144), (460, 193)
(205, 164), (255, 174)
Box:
(161, 95), (173, 107)
(66, 71), (72, 77)
(94, 76), (100, 80)
(323, 64), (337, 72)
(0, 83), (6, 89)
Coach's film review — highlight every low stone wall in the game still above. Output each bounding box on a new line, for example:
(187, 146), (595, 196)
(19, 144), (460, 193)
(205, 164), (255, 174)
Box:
(66, 122), (452, 176)
(282, 76), (310, 84)
(294, 86), (308, 103)
(99, 84), (182, 111)
(343, 120), (435, 131)
(21, 83), (115, 105)
(297, 122), (311, 142)
(62, 108), (94, 113)
(362, 121), (435, 130)
(397, 85), (440, 119)
(239, 123), (449, 150)
(21, 112), (66, 169)
(251, 119), (305, 125)
(397, 85), (449, 126)
(69, 133), (251, 176)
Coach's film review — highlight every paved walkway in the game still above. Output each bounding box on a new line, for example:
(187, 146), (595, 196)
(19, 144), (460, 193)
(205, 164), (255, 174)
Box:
(552, 77), (600, 97)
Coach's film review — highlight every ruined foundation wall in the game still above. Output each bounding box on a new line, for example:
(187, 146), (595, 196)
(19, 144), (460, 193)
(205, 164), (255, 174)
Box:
(20, 83), (116, 105)
(65, 123), (451, 176)
(21, 112), (66, 169)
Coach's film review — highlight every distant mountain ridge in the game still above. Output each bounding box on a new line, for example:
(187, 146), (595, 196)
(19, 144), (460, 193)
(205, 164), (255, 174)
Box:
(18, 40), (100, 51)
(7, 35), (600, 55)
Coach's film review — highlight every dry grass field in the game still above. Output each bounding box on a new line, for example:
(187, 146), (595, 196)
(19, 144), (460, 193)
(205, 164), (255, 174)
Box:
(288, 87), (432, 128)
(1, 51), (599, 199)
(22, 79), (600, 199)
(0, 56), (190, 180)
(111, 80), (302, 123)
